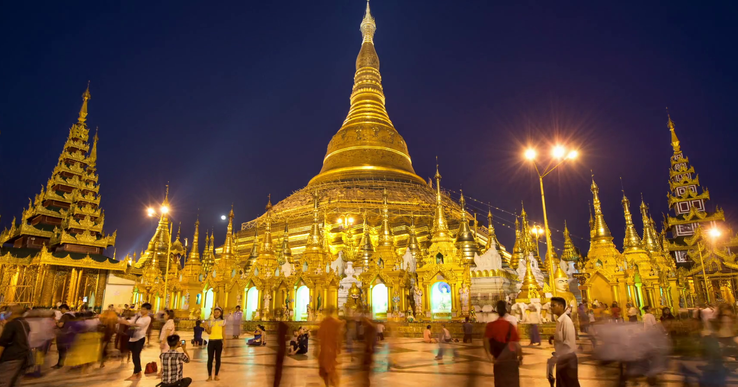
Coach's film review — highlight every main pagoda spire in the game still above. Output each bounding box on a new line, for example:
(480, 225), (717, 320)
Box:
(309, 1), (424, 186)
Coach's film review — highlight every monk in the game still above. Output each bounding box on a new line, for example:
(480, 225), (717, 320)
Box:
(318, 307), (343, 386)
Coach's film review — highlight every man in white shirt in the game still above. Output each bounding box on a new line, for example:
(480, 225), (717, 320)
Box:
(642, 306), (657, 329)
(504, 313), (519, 328)
(120, 303), (152, 381)
(549, 297), (580, 387)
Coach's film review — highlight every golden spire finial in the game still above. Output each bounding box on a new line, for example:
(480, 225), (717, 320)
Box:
(455, 188), (477, 262)
(590, 175), (613, 243)
(360, 0), (376, 44)
(78, 81), (91, 124)
(266, 194), (272, 210)
(666, 107), (681, 153)
(431, 158), (451, 242)
(621, 189), (642, 251)
(639, 196), (660, 253)
(163, 183), (170, 206)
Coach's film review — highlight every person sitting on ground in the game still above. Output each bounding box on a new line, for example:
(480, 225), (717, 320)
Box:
(423, 325), (437, 343)
(247, 325), (264, 346)
(295, 327), (309, 355)
(160, 334), (192, 387)
(288, 330), (300, 355)
(192, 320), (205, 347)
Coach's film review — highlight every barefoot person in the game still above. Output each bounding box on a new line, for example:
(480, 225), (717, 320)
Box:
(203, 307), (225, 381)
(119, 303), (152, 381)
(318, 307), (343, 386)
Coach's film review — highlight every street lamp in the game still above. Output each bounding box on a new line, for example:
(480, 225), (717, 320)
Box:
(531, 225), (544, 256)
(523, 145), (579, 296)
(147, 205), (174, 309)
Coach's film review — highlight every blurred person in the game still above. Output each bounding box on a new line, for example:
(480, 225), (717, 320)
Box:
(52, 303), (73, 369)
(549, 297), (580, 387)
(660, 308), (675, 321)
(528, 304), (541, 346)
(318, 307), (342, 386)
(231, 306), (242, 339)
(65, 312), (102, 371)
(434, 323), (457, 361)
(192, 320), (205, 347)
(462, 317), (473, 343)
(160, 334), (191, 387)
(577, 302), (589, 334)
(716, 304), (736, 358)
(504, 307), (519, 328)
(376, 321), (385, 341)
(642, 306), (657, 328)
(274, 322), (288, 387)
(345, 319), (356, 361)
(158, 309), (176, 377)
(360, 315), (377, 387)
(610, 302), (622, 322)
(627, 303), (638, 322)
(119, 302), (152, 381)
(99, 304), (118, 368)
(24, 309), (55, 377)
(287, 330), (300, 355)
(484, 300), (521, 386)
(0, 304), (30, 387)
(423, 325), (437, 343)
(115, 307), (132, 364)
(203, 307), (225, 381)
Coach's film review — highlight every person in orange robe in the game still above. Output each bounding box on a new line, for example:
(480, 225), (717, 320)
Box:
(318, 307), (344, 386)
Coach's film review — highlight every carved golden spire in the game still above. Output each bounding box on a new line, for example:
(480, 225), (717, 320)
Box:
(222, 204), (235, 257)
(667, 108), (681, 153)
(455, 189), (477, 263)
(201, 229), (215, 274)
(262, 196), (273, 254)
(517, 256), (541, 300)
(621, 190), (643, 251)
(561, 222), (579, 262)
(188, 216), (200, 263)
(281, 221), (292, 262)
(590, 176), (613, 243)
(431, 159), (452, 243)
(640, 197), (661, 253)
(360, 0), (376, 43)
(306, 191), (322, 249)
(377, 188), (394, 248)
(78, 81), (91, 124)
(359, 211), (374, 267)
(406, 213), (421, 257)
(309, 2), (423, 185)
(511, 217), (523, 269)
(486, 209), (495, 250)
(247, 226), (259, 270)
(88, 127), (99, 168)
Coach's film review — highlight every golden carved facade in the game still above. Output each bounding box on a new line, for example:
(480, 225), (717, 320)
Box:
(0, 85), (122, 309)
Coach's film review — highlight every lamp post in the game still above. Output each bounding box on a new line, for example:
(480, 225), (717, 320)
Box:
(531, 225), (544, 257)
(524, 146), (579, 296)
(698, 227), (722, 304)
(147, 204), (173, 309)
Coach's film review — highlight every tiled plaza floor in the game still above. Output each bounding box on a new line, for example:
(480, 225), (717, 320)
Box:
(19, 332), (738, 386)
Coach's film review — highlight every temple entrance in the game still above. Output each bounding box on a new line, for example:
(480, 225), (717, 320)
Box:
(203, 289), (214, 319)
(295, 286), (309, 321)
(371, 284), (388, 320)
(245, 287), (259, 321)
(430, 282), (452, 320)
(588, 273), (613, 307)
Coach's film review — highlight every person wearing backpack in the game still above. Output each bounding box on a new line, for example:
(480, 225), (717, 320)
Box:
(119, 303), (152, 381)
(0, 304), (31, 387)
(484, 300), (522, 386)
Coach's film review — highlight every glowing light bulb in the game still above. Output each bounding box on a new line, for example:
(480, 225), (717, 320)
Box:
(337, 218), (344, 224)
(147, 207), (155, 217)
(552, 146), (566, 159)
(160, 205), (170, 214)
(567, 150), (579, 159)
(709, 228), (721, 239)
(348, 217), (355, 225)
(525, 148), (537, 160)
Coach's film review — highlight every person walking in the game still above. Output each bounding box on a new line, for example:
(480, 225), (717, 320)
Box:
(549, 297), (580, 387)
(626, 303), (638, 322)
(232, 306), (243, 339)
(159, 334), (192, 387)
(434, 324), (457, 361)
(120, 302), (152, 381)
(0, 304), (31, 387)
(204, 307), (225, 381)
(99, 304), (117, 368)
(462, 317), (473, 343)
(528, 304), (541, 346)
(484, 300), (522, 386)
(52, 303), (74, 369)
(318, 307), (343, 387)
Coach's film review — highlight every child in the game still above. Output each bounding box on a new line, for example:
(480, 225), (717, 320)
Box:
(160, 334), (192, 387)
(288, 330), (299, 354)
(192, 320), (205, 347)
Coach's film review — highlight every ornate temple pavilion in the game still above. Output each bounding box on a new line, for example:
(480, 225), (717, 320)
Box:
(0, 85), (125, 309)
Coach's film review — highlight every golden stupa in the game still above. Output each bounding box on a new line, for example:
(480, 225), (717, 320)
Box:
(230, 2), (503, 266)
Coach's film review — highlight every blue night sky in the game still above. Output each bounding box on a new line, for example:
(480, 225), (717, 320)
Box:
(1, 1), (737, 257)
